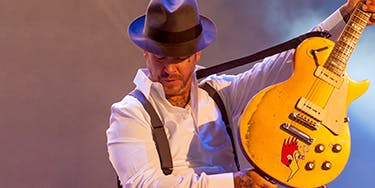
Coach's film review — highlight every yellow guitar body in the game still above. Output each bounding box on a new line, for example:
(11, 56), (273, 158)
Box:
(239, 37), (369, 188)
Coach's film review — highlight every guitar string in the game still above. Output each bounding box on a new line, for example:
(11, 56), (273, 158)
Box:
(279, 2), (369, 145)
(305, 2), (370, 108)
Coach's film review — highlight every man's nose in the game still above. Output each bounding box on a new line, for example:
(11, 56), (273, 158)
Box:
(163, 62), (177, 74)
(162, 57), (180, 71)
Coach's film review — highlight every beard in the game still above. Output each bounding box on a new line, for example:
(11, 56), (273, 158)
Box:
(159, 72), (192, 98)
(161, 76), (185, 96)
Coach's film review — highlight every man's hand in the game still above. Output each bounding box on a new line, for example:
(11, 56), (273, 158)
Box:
(341, 0), (375, 25)
(233, 169), (277, 188)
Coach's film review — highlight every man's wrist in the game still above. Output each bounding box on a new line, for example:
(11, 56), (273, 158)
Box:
(233, 170), (276, 188)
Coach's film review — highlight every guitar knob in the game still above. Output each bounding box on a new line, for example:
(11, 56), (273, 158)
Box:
(305, 162), (315, 170)
(315, 144), (325, 153)
(322, 161), (332, 170)
(332, 144), (342, 153)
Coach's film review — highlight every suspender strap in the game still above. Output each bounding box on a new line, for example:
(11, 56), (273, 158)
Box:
(199, 83), (240, 171)
(126, 85), (240, 176)
(117, 176), (122, 188)
(129, 90), (173, 175)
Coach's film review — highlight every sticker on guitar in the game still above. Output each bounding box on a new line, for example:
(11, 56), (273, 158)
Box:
(281, 137), (306, 182)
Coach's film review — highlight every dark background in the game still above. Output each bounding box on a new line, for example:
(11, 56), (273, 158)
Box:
(1, 0), (374, 187)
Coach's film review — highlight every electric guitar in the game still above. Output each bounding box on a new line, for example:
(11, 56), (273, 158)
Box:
(239, 2), (371, 187)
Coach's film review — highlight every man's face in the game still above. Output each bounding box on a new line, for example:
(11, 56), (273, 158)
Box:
(144, 51), (200, 98)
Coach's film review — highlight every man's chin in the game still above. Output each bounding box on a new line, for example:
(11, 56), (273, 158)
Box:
(163, 85), (184, 96)
(164, 89), (182, 97)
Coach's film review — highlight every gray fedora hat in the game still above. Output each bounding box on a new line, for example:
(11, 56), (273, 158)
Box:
(128, 0), (217, 57)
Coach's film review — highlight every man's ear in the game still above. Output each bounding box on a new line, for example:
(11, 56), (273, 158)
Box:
(195, 51), (201, 62)
(143, 51), (148, 59)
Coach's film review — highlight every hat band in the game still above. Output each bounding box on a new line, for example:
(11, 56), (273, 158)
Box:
(146, 23), (203, 44)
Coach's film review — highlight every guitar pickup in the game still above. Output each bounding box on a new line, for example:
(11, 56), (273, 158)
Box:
(289, 112), (319, 130)
(281, 123), (315, 145)
(296, 97), (326, 122)
(314, 66), (344, 88)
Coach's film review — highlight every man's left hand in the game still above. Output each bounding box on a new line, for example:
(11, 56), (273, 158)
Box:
(343, 0), (375, 25)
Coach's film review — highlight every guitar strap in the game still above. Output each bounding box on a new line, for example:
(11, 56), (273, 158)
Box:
(196, 31), (331, 79)
(115, 30), (331, 187)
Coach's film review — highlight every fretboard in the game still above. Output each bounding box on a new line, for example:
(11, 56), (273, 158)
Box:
(324, 1), (371, 76)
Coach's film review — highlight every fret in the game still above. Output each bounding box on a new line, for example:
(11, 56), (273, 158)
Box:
(325, 63), (344, 75)
(327, 56), (346, 69)
(343, 30), (360, 41)
(335, 42), (354, 59)
(338, 38), (356, 49)
(341, 37), (358, 49)
(335, 49), (351, 61)
(342, 37), (358, 49)
(352, 13), (368, 25)
(336, 40), (354, 51)
(335, 55), (348, 65)
(349, 22), (365, 33)
(345, 25), (362, 38)
(336, 40), (355, 49)
(336, 45), (353, 56)
(326, 54), (346, 67)
(334, 53), (348, 63)
(356, 8), (372, 20)
(326, 52), (350, 75)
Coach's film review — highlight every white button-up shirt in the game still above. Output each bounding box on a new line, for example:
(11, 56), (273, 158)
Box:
(107, 10), (345, 188)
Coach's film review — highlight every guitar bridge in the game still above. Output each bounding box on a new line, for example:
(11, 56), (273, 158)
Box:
(281, 123), (315, 145)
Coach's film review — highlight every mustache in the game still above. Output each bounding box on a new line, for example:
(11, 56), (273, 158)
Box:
(160, 73), (183, 80)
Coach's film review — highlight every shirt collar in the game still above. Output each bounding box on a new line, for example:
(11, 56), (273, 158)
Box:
(133, 67), (200, 131)
(133, 67), (200, 109)
(133, 68), (165, 99)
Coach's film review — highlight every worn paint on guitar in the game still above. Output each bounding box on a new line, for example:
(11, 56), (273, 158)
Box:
(239, 2), (371, 187)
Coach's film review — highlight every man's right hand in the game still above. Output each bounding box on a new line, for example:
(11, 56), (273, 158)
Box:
(233, 169), (277, 188)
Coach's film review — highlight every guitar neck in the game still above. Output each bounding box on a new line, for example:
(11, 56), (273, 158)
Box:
(324, 1), (371, 76)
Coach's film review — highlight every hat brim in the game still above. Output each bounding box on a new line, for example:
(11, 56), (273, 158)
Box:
(128, 15), (217, 57)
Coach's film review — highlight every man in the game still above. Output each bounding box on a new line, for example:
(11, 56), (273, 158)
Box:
(107, 0), (375, 187)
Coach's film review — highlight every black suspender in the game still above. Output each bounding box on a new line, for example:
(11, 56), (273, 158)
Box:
(130, 84), (239, 172)
(128, 89), (173, 175)
(116, 85), (239, 187)
(199, 83), (240, 171)
(117, 90), (174, 188)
